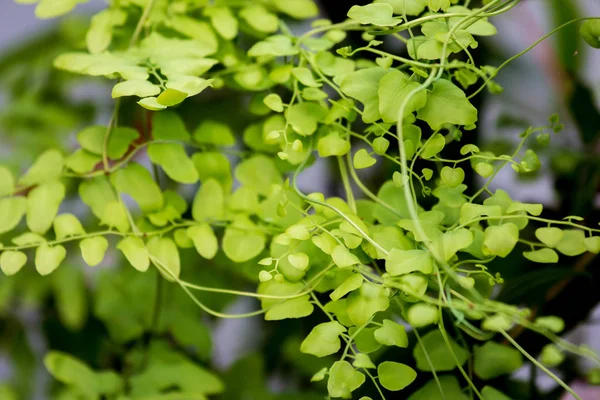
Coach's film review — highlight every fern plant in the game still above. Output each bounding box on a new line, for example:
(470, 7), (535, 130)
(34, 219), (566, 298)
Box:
(1, 0), (600, 399)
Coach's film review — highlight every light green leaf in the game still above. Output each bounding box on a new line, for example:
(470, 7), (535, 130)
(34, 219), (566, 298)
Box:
(480, 386), (511, 400)
(157, 88), (187, 107)
(193, 120), (235, 146)
(248, 35), (299, 58)
(35, 0), (78, 19)
(44, 352), (98, 398)
(138, 97), (167, 111)
(223, 216), (266, 263)
(235, 155), (282, 196)
(374, 0), (427, 16)
(523, 248), (559, 263)
(187, 224), (218, 260)
(207, 7), (238, 39)
(482, 314), (512, 332)
(318, 133), (351, 157)
(417, 79), (478, 129)
(327, 361), (365, 398)
(353, 149), (377, 169)
(540, 344), (564, 367)
(555, 230), (587, 256)
(53, 213), (85, 239)
(374, 319), (408, 347)
(10, 232), (45, 246)
(354, 354), (376, 369)
(285, 102), (328, 136)
(506, 201), (543, 216)
(18, 149), (64, 187)
(372, 137), (390, 155)
(581, 20), (600, 48)
(265, 295), (314, 320)
(331, 245), (360, 268)
(192, 179), (225, 221)
(378, 361), (417, 391)
(584, 236), (600, 254)
(151, 111), (190, 141)
(264, 94), (284, 113)
(193, 152), (233, 192)
(408, 376), (467, 400)
(86, 9), (126, 54)
(168, 16), (218, 53)
(330, 273), (364, 301)
(101, 201), (130, 233)
(117, 237), (149, 272)
(440, 167), (465, 187)
(535, 227), (563, 248)
(112, 80), (160, 98)
(300, 321), (347, 357)
(341, 68), (390, 123)
(474, 341), (523, 380)
(420, 133), (445, 159)
(27, 181), (66, 234)
(0, 251), (27, 276)
(482, 223), (519, 258)
(80, 236), (109, 267)
(273, 0), (319, 19)
(166, 76), (214, 97)
(65, 150), (102, 174)
(378, 70), (427, 122)
(110, 163), (163, 213)
(239, 5), (279, 33)
(0, 166), (15, 197)
(347, 281), (390, 326)
(406, 303), (439, 327)
(79, 177), (117, 220)
(148, 143), (199, 184)
(288, 252), (309, 270)
(35, 245), (66, 275)
(413, 330), (468, 371)
(292, 67), (321, 87)
(535, 316), (565, 333)
(147, 237), (180, 281)
(432, 228), (473, 261)
(0, 197), (27, 234)
(386, 249), (433, 276)
(77, 126), (140, 160)
(347, 4), (401, 27)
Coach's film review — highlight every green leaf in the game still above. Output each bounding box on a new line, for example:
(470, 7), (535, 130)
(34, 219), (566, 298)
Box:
(44, 352), (98, 398)
(148, 143), (199, 184)
(65, 150), (102, 174)
(235, 155), (282, 196)
(378, 70), (427, 122)
(207, 7), (238, 40)
(386, 249), (433, 276)
(413, 330), (468, 371)
(408, 376), (468, 400)
(35, 245), (66, 275)
(474, 341), (523, 380)
(330, 273), (364, 301)
(535, 316), (565, 333)
(117, 237), (149, 272)
(354, 354), (376, 369)
(157, 88), (188, 107)
(80, 237), (109, 267)
(288, 252), (309, 270)
(193, 152), (233, 192)
(168, 16), (218, 53)
(27, 181), (66, 234)
(374, 319), (408, 347)
(273, 0), (319, 19)
(372, 137), (390, 155)
(378, 361), (417, 391)
(35, 0), (78, 19)
(0, 251), (27, 276)
(300, 321), (347, 357)
(285, 102), (328, 136)
(523, 248), (559, 263)
(53, 214), (85, 239)
(406, 303), (439, 327)
(248, 35), (299, 58)
(192, 179), (225, 221)
(0, 197), (27, 234)
(353, 149), (377, 169)
(318, 133), (351, 157)
(481, 314), (512, 332)
(0, 166), (15, 197)
(420, 133), (445, 159)
(535, 227), (563, 248)
(540, 344), (564, 367)
(223, 216), (266, 263)
(417, 79), (478, 129)
(506, 202), (543, 216)
(341, 68), (390, 123)
(440, 167), (465, 187)
(187, 224), (218, 260)
(264, 94), (284, 113)
(167, 76), (214, 97)
(292, 67), (321, 88)
(331, 245), (360, 268)
(18, 149), (64, 186)
(347, 281), (390, 326)
(265, 295), (314, 320)
(112, 80), (161, 98)
(347, 4), (401, 27)
(327, 361), (365, 398)
(555, 230), (587, 256)
(481, 386), (511, 400)
(110, 163), (163, 213)
(77, 126), (140, 160)
(101, 201), (130, 233)
(138, 97), (167, 111)
(147, 237), (181, 281)
(482, 223), (519, 258)
(581, 20), (600, 48)
(86, 9), (126, 54)
(193, 120), (235, 146)
(584, 236), (600, 254)
(79, 177), (117, 219)
(431, 228), (473, 261)
(239, 5), (279, 33)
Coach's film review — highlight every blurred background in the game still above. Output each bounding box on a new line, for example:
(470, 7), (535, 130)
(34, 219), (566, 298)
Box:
(0, 0), (599, 399)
